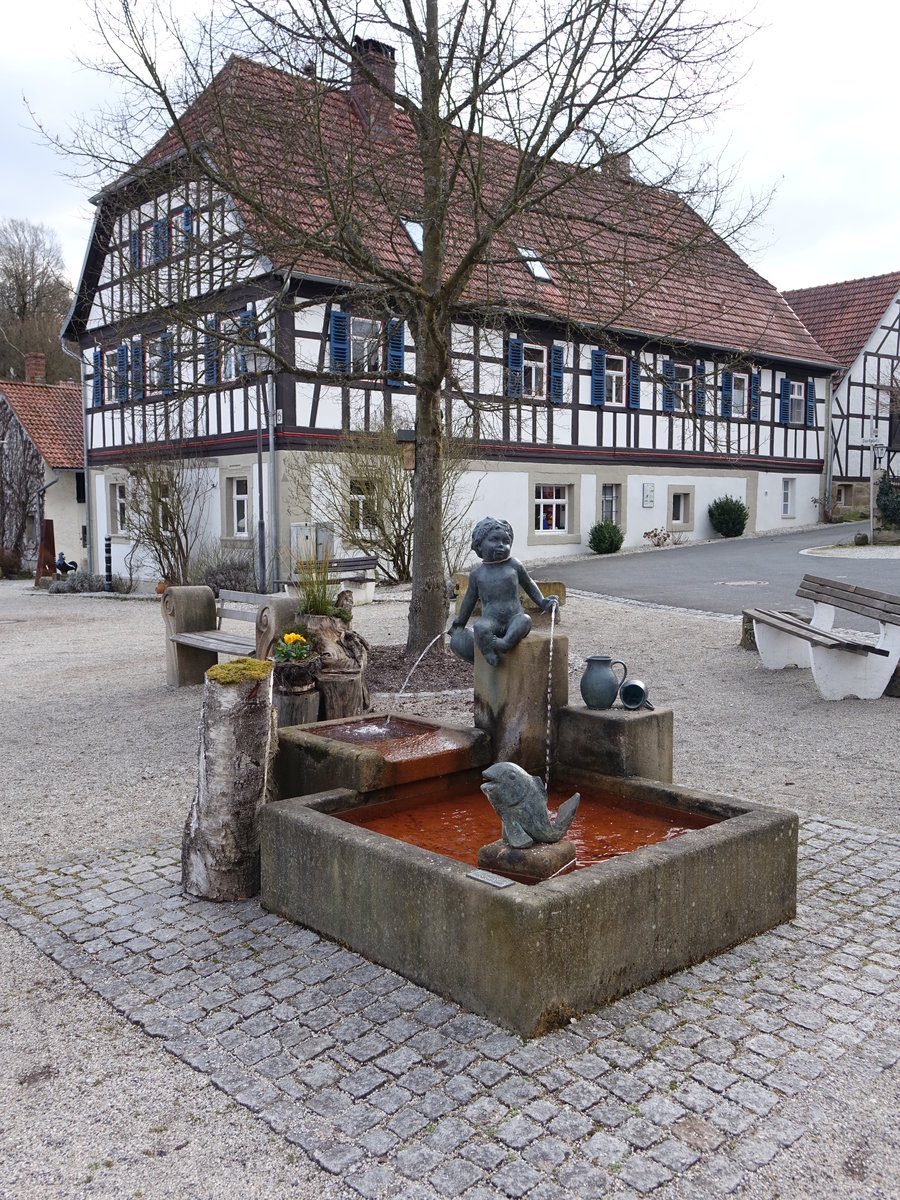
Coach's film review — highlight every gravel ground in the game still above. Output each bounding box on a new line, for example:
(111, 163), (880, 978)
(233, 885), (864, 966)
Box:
(1, 579), (898, 1198)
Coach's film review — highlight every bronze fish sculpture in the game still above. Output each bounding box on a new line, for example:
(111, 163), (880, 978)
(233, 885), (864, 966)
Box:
(480, 762), (580, 849)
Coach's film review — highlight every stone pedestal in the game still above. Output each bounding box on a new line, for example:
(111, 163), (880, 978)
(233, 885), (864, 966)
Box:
(556, 705), (674, 782)
(478, 838), (576, 883)
(474, 633), (568, 773)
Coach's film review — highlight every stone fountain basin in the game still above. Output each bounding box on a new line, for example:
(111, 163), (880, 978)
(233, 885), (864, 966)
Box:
(275, 713), (493, 796)
(260, 766), (798, 1037)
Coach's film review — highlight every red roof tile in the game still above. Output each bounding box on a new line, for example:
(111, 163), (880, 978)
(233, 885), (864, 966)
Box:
(784, 271), (900, 372)
(0, 380), (83, 468)
(96, 56), (835, 369)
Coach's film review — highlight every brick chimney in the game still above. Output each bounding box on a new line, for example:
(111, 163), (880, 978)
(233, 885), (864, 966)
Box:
(24, 353), (46, 384)
(351, 38), (396, 135)
(601, 153), (631, 182)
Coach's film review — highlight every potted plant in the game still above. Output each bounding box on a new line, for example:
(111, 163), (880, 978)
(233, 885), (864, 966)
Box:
(271, 627), (321, 727)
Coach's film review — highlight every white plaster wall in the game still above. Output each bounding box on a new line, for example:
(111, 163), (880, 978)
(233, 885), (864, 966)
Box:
(44, 469), (86, 569)
(755, 470), (819, 529)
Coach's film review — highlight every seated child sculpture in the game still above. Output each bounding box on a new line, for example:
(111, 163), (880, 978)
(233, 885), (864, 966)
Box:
(449, 517), (558, 666)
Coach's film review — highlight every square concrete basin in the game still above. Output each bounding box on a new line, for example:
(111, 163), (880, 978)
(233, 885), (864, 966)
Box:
(260, 767), (798, 1037)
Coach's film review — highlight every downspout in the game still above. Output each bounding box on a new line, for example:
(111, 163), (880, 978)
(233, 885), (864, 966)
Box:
(266, 372), (278, 588)
(60, 339), (93, 572)
(822, 374), (835, 518)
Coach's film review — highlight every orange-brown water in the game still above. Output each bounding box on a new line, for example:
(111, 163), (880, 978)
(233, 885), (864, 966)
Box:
(338, 784), (718, 871)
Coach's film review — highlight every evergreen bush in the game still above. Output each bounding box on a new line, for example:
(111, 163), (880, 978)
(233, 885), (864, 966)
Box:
(876, 472), (900, 528)
(708, 495), (749, 538)
(588, 520), (624, 555)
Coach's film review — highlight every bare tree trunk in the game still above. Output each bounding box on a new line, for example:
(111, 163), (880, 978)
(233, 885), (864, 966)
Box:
(407, 353), (450, 655)
(181, 661), (276, 900)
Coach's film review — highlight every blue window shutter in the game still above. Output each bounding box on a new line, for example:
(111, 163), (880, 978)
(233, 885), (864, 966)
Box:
(160, 332), (174, 397)
(627, 357), (641, 408)
(182, 205), (193, 247)
(749, 371), (760, 421)
(779, 378), (791, 424)
(590, 349), (606, 406)
(805, 379), (816, 427)
(115, 344), (130, 403)
(387, 319), (405, 386)
(204, 316), (218, 385)
(237, 309), (256, 376)
(329, 311), (350, 371)
(132, 340), (144, 402)
(720, 369), (733, 419)
(129, 229), (141, 267)
(549, 345), (564, 404)
(92, 348), (103, 407)
(507, 336), (524, 399)
(695, 360), (706, 414)
(662, 359), (675, 413)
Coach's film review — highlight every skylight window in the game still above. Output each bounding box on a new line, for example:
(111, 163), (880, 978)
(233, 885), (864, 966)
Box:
(517, 246), (552, 282)
(401, 218), (424, 253)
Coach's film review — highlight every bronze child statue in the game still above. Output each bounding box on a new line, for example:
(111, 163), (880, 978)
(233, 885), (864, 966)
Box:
(449, 517), (558, 666)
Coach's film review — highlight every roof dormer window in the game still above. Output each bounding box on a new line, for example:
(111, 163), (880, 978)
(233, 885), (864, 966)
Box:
(401, 218), (424, 253)
(517, 246), (552, 282)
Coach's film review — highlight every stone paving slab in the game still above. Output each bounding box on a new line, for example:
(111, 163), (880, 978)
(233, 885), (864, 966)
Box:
(1, 817), (899, 1199)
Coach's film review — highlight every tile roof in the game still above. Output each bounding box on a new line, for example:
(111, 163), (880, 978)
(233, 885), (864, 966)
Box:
(0, 380), (83, 468)
(83, 55), (835, 369)
(784, 271), (900, 372)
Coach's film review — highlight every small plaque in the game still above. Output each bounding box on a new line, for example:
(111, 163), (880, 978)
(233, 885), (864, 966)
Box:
(466, 868), (515, 889)
(642, 482), (655, 508)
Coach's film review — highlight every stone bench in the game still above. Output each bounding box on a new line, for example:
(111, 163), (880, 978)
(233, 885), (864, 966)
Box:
(162, 586), (297, 687)
(744, 574), (900, 700)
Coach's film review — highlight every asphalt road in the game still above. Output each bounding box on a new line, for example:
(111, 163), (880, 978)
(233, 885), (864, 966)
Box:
(535, 522), (900, 616)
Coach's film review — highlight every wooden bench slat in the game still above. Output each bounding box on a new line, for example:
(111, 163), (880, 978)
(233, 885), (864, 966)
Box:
(172, 631), (256, 653)
(745, 609), (879, 655)
(800, 574), (900, 608)
(217, 605), (259, 624)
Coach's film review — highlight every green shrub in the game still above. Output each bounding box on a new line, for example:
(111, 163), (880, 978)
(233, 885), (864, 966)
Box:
(708, 495), (749, 538)
(876, 472), (900, 528)
(588, 520), (624, 555)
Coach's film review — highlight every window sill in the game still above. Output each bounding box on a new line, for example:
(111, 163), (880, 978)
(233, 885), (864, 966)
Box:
(527, 530), (580, 547)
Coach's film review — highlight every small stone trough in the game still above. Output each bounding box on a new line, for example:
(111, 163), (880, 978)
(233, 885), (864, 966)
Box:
(261, 707), (797, 1037)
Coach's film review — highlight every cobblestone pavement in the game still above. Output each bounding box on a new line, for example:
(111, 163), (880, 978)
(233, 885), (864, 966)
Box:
(1, 816), (899, 1199)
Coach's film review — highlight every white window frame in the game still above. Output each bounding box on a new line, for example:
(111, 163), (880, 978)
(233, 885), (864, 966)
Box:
(104, 350), (118, 405)
(349, 478), (378, 532)
(522, 343), (546, 399)
(219, 316), (243, 384)
(605, 355), (626, 406)
(517, 246), (552, 282)
(147, 337), (164, 392)
(401, 218), (424, 253)
(601, 482), (621, 524)
(790, 381), (805, 424)
(109, 481), (128, 536)
(231, 477), (249, 537)
(731, 372), (749, 418)
(350, 317), (383, 374)
(673, 364), (692, 410)
(534, 483), (569, 533)
(782, 477), (796, 518)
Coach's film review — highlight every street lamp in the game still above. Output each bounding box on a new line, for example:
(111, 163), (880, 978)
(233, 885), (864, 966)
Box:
(864, 419), (889, 546)
(243, 340), (273, 593)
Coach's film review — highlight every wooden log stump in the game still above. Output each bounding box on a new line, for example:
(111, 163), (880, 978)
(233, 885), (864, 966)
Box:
(303, 613), (371, 719)
(182, 657), (276, 900)
(272, 657), (321, 727)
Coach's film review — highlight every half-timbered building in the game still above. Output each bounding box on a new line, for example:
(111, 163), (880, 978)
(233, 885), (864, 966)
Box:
(64, 47), (837, 583)
(785, 272), (900, 515)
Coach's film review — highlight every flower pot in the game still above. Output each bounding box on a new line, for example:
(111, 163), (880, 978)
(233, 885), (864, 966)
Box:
(272, 656), (321, 727)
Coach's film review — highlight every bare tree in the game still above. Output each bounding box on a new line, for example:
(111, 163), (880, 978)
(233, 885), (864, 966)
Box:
(0, 219), (74, 383)
(288, 404), (479, 583)
(0, 400), (44, 558)
(121, 447), (216, 584)
(65, 0), (757, 651)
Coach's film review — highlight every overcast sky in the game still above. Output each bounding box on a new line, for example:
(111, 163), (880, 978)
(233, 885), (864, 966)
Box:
(3, 0), (898, 295)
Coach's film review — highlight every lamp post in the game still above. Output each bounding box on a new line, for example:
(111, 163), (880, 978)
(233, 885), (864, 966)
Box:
(864, 420), (888, 546)
(244, 343), (271, 593)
